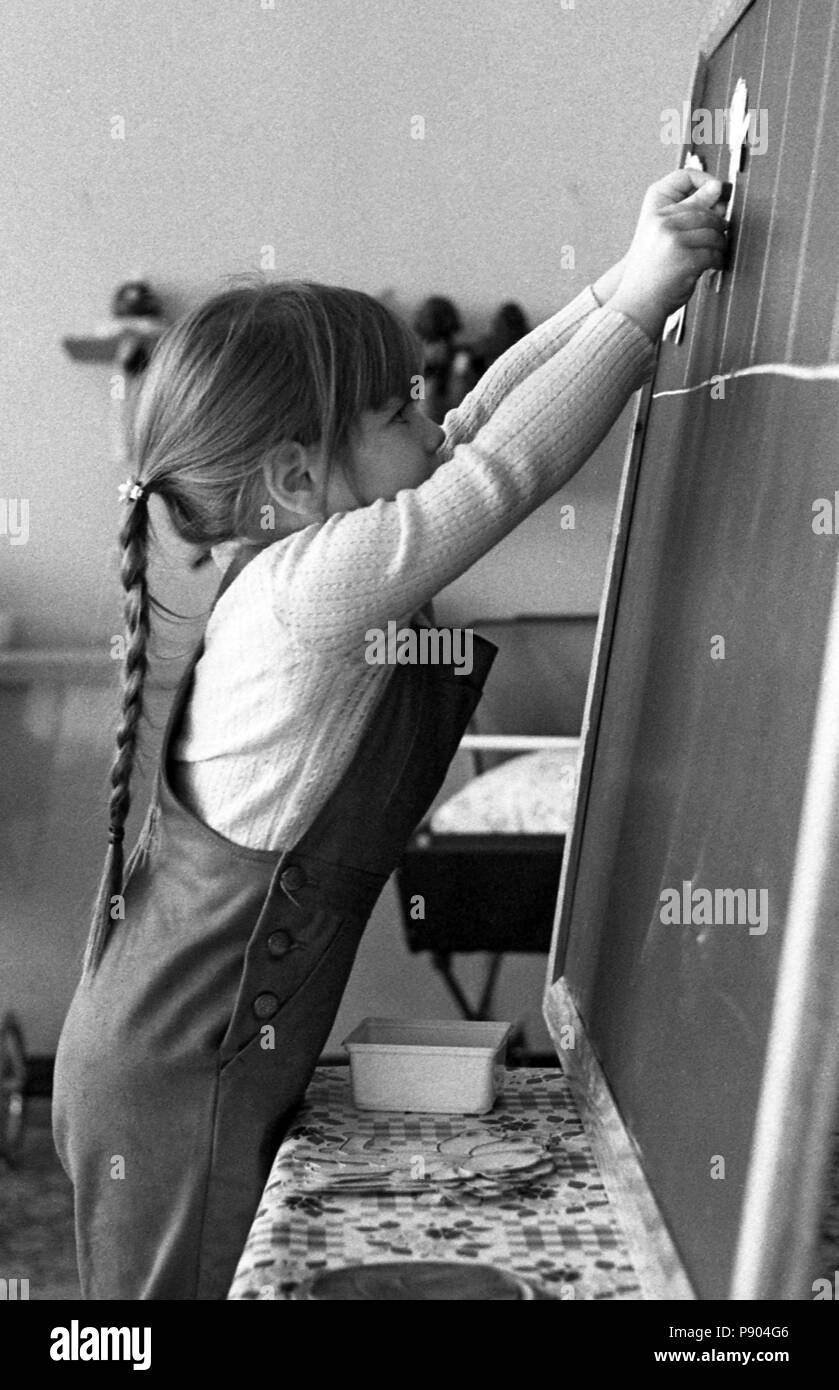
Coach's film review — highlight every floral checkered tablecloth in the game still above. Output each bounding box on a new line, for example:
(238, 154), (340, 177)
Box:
(228, 1066), (642, 1300)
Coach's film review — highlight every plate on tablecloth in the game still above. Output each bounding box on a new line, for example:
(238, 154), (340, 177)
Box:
(292, 1260), (535, 1300)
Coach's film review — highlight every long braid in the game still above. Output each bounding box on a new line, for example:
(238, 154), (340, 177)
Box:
(83, 490), (153, 976)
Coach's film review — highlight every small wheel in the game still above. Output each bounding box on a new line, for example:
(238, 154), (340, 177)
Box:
(0, 1012), (28, 1166)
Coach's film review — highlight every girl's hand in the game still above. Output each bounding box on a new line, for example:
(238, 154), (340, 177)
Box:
(610, 169), (729, 341)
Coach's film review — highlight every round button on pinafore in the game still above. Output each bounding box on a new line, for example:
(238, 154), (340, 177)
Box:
(280, 865), (306, 892)
(266, 930), (294, 958)
(252, 993), (279, 1021)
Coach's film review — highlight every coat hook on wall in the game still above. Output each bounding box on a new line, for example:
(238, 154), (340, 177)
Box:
(62, 278), (167, 464)
(62, 277), (166, 372)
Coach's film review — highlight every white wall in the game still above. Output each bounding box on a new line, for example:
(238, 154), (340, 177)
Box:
(0, 0), (709, 1054)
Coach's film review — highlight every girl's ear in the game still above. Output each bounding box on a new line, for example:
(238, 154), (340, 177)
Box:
(261, 440), (324, 518)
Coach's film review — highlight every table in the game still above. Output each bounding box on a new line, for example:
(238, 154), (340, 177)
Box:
(228, 1067), (642, 1300)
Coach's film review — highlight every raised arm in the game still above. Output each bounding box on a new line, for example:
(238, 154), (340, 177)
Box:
(442, 257), (628, 451)
(264, 304), (655, 653)
(263, 168), (727, 654)
(442, 282), (603, 451)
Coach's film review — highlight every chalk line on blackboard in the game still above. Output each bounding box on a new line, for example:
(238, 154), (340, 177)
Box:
(652, 360), (839, 400)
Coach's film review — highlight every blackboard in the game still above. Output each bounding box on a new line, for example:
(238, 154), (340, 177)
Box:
(545, 0), (839, 1300)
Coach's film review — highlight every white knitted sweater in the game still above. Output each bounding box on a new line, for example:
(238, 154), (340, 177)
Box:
(169, 285), (655, 850)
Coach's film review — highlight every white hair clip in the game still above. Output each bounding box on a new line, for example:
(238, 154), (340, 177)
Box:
(118, 477), (147, 503)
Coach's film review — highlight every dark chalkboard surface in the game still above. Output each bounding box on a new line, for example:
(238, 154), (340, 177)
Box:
(545, 0), (839, 1300)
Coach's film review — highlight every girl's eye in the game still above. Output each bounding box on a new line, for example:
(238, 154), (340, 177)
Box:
(392, 403), (411, 424)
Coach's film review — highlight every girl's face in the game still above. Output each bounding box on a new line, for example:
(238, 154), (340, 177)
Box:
(326, 397), (446, 512)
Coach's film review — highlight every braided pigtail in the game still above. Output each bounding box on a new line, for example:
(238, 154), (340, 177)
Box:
(83, 487), (153, 977)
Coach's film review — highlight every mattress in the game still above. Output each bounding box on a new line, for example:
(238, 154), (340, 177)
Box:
(429, 748), (581, 836)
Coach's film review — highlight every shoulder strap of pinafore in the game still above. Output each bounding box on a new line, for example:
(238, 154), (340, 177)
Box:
(118, 545), (268, 905)
(153, 546), (264, 783)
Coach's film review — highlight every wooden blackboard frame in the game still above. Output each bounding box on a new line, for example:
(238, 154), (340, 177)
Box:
(699, 0), (759, 60)
(544, 1), (839, 1300)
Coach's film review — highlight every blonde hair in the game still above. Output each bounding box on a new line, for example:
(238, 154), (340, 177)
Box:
(84, 275), (422, 974)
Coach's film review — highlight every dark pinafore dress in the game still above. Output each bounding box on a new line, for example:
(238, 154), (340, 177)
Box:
(52, 547), (496, 1299)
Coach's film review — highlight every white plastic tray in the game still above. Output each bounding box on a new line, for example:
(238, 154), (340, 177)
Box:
(341, 1018), (512, 1114)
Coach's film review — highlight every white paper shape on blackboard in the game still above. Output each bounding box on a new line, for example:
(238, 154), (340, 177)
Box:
(714, 76), (751, 293)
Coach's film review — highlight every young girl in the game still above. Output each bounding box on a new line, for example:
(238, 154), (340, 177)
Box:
(52, 168), (727, 1300)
